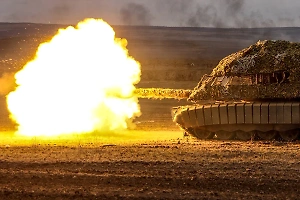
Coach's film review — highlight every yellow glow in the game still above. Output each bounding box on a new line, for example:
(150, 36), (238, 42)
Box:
(6, 18), (141, 137)
(0, 130), (184, 147)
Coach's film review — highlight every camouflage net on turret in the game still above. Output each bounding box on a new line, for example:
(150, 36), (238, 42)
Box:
(211, 40), (300, 81)
(188, 40), (300, 102)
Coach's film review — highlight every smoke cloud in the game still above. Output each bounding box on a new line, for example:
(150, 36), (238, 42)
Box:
(185, 0), (282, 28)
(0, 0), (300, 28)
(120, 3), (152, 26)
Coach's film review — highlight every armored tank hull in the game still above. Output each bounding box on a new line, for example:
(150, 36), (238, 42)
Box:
(172, 102), (300, 141)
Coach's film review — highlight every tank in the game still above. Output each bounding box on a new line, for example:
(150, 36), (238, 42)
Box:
(173, 40), (300, 141)
(136, 40), (300, 141)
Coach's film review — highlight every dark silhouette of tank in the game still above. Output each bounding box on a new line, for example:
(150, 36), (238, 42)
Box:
(172, 40), (300, 141)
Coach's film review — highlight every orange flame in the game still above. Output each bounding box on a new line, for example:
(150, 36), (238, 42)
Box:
(6, 18), (141, 137)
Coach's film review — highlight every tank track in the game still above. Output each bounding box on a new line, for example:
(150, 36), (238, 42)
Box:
(172, 102), (300, 141)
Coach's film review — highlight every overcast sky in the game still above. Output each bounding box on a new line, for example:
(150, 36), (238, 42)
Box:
(0, 0), (300, 27)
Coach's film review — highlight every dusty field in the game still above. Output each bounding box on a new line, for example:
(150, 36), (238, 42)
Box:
(0, 136), (299, 199)
(0, 23), (300, 199)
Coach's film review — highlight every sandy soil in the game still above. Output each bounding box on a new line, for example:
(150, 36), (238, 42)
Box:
(0, 137), (299, 199)
(0, 23), (300, 199)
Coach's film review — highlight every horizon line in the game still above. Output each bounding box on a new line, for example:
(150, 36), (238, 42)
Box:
(0, 21), (300, 29)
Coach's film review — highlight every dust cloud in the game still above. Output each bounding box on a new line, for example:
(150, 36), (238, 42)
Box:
(0, 73), (16, 96)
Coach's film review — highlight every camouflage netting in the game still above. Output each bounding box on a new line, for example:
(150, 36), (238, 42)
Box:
(188, 40), (300, 102)
(211, 40), (300, 82)
(188, 84), (300, 102)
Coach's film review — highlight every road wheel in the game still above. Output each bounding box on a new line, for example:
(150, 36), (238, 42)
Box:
(279, 130), (300, 141)
(257, 130), (277, 140)
(235, 130), (254, 141)
(216, 130), (235, 140)
(184, 128), (194, 136)
(193, 128), (214, 139)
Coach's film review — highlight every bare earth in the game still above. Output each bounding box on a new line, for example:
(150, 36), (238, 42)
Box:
(0, 138), (300, 200)
(0, 23), (300, 199)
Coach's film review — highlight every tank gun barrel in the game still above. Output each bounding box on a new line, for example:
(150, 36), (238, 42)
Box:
(134, 88), (192, 100)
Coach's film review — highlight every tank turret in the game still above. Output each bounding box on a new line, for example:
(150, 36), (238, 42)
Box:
(189, 40), (300, 102)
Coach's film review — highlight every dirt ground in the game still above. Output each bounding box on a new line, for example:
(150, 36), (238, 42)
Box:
(0, 135), (299, 200)
(0, 23), (300, 199)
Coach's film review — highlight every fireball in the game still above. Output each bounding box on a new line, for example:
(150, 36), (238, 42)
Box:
(6, 18), (141, 137)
